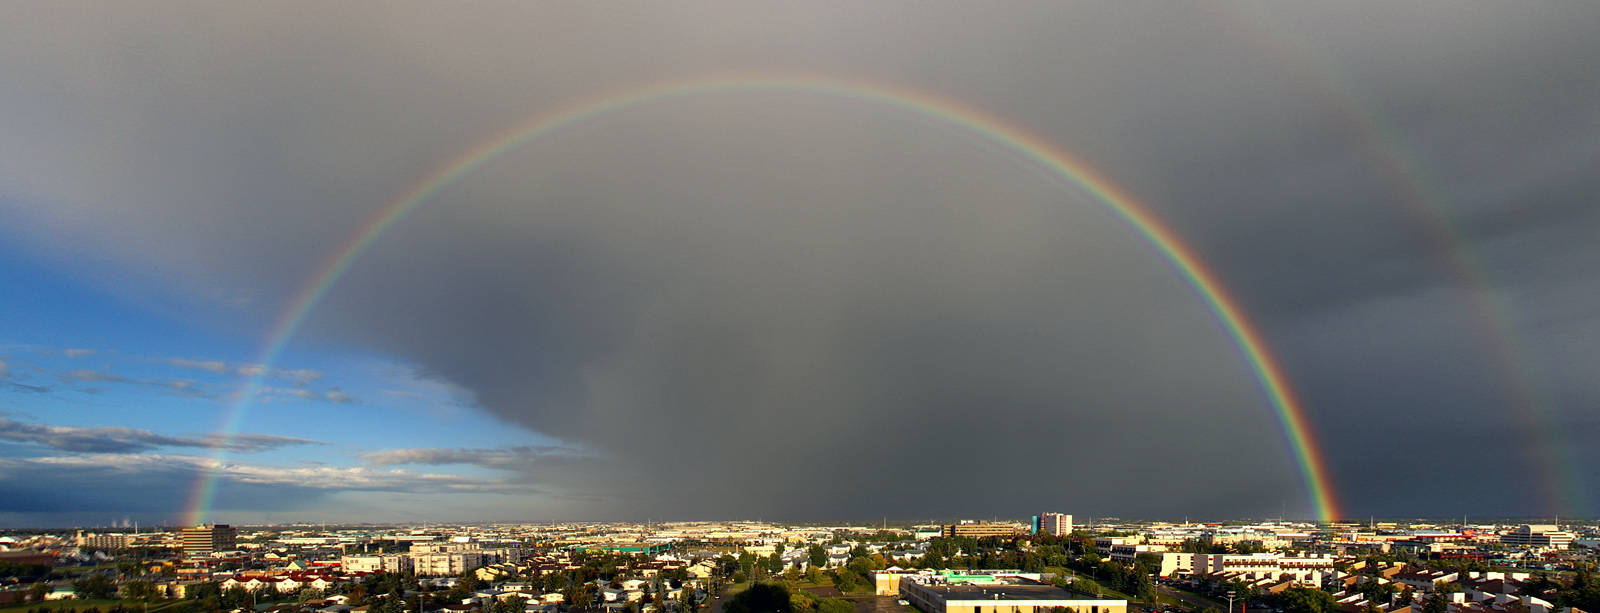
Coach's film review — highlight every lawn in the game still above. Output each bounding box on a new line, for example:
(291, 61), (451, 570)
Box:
(0, 600), (186, 613)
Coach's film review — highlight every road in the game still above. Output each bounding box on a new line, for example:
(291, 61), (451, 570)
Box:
(1158, 585), (1226, 612)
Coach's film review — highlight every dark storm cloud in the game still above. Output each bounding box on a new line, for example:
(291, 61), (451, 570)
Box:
(1, 1), (1597, 519)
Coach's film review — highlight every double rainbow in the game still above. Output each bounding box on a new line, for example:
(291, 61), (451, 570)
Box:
(185, 74), (1342, 526)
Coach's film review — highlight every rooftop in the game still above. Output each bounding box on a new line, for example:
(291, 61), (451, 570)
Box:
(917, 583), (1118, 603)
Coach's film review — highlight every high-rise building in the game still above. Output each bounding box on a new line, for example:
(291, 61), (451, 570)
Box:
(1039, 513), (1073, 536)
(182, 524), (238, 557)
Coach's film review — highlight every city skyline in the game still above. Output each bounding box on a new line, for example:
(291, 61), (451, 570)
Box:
(2, 3), (1599, 527)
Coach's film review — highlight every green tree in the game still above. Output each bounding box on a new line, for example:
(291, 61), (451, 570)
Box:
(767, 553), (784, 575)
(222, 586), (252, 610)
(1071, 578), (1101, 596)
(347, 584), (367, 606)
(29, 582), (50, 603)
(73, 574), (115, 600)
(1421, 593), (1447, 613)
(808, 545), (827, 569)
(122, 580), (161, 602)
(491, 596), (528, 613)
(1132, 570), (1155, 603)
(724, 583), (791, 613)
(1277, 587), (1337, 613)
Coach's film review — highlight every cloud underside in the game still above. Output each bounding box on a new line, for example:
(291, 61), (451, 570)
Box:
(0, 417), (323, 454)
(0, 3), (1597, 519)
(0, 453), (530, 515)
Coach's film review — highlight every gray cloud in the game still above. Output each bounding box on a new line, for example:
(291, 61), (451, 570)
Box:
(362, 446), (592, 472)
(0, 2), (1596, 520)
(0, 417), (324, 454)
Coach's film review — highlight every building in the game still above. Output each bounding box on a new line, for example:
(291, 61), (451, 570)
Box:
(1500, 525), (1574, 550)
(1094, 537), (1141, 556)
(340, 554), (414, 573)
(1039, 514), (1073, 537)
(899, 576), (1126, 613)
(413, 551), (488, 576)
(943, 523), (1024, 539)
(182, 525), (238, 558)
(76, 531), (133, 550)
(1107, 544), (1167, 565)
(1192, 553), (1281, 576)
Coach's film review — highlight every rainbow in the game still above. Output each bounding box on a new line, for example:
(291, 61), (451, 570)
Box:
(184, 73), (1343, 525)
(1215, 4), (1588, 517)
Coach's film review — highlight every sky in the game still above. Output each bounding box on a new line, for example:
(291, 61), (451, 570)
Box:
(1, 2), (1598, 528)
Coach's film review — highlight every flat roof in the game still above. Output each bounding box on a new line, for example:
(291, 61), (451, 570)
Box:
(917, 583), (1119, 603)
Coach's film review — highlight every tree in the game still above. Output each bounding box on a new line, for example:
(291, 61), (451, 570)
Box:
(491, 596), (528, 613)
(724, 583), (792, 613)
(123, 580), (161, 602)
(1276, 587), (1337, 613)
(1071, 578), (1101, 597)
(348, 584), (368, 607)
(808, 545), (827, 569)
(1421, 593), (1448, 613)
(1366, 581), (1399, 605)
(833, 570), (860, 593)
(29, 582), (50, 603)
(767, 553), (784, 575)
(1132, 570), (1155, 603)
(73, 574), (116, 600)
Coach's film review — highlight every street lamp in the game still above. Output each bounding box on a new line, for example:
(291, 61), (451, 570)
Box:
(1227, 590), (1236, 613)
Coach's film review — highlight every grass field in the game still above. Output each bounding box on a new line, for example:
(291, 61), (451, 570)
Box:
(0, 600), (186, 613)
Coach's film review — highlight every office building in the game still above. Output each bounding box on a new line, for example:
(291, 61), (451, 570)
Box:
(1500, 525), (1574, 550)
(182, 524), (238, 558)
(942, 523), (1024, 539)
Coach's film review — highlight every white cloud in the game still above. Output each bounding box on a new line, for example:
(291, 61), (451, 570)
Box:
(324, 387), (355, 403)
(280, 368), (324, 385)
(168, 357), (228, 373)
(63, 348), (96, 358)
(8, 453), (525, 494)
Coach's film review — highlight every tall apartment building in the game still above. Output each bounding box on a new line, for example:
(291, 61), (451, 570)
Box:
(182, 524), (238, 558)
(1039, 513), (1073, 536)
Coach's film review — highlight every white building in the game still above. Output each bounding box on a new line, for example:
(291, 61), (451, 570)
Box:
(1500, 525), (1574, 550)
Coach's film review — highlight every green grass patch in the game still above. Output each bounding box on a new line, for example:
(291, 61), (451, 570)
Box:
(1, 599), (189, 613)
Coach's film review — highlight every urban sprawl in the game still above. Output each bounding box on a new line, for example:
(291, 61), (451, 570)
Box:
(3, 516), (1599, 613)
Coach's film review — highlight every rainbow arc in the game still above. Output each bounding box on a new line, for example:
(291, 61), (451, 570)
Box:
(185, 74), (1343, 525)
